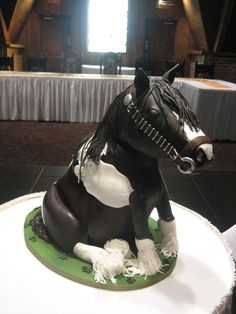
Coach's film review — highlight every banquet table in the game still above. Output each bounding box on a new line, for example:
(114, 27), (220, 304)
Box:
(173, 79), (236, 140)
(0, 71), (236, 140)
(0, 193), (234, 314)
(0, 71), (133, 123)
(82, 64), (135, 75)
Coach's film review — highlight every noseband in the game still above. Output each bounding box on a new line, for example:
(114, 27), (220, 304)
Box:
(124, 87), (211, 174)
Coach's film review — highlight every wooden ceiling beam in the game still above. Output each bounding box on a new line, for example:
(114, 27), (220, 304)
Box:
(0, 7), (10, 44)
(182, 0), (208, 51)
(213, 0), (235, 53)
(9, 0), (35, 43)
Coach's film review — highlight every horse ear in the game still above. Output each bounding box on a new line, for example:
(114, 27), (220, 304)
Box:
(162, 63), (181, 84)
(134, 68), (150, 95)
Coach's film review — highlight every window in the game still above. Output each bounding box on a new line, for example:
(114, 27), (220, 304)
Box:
(87, 0), (128, 53)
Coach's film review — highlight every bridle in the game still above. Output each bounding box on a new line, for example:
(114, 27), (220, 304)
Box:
(124, 86), (212, 174)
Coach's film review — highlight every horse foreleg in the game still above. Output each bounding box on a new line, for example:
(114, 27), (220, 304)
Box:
(158, 219), (178, 257)
(129, 191), (162, 276)
(157, 188), (179, 257)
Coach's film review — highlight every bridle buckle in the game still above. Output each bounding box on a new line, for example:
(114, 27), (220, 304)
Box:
(177, 157), (196, 174)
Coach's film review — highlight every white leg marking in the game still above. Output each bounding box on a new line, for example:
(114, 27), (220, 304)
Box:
(104, 239), (132, 259)
(73, 240), (131, 284)
(158, 219), (179, 257)
(135, 238), (162, 276)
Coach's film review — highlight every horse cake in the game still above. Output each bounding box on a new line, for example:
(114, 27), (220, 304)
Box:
(29, 65), (214, 287)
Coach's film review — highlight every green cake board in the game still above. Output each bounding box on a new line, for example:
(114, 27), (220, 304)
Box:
(24, 207), (177, 291)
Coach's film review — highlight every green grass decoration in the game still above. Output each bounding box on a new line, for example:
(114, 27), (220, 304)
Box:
(24, 207), (177, 291)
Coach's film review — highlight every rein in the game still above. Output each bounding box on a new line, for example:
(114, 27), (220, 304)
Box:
(124, 87), (211, 174)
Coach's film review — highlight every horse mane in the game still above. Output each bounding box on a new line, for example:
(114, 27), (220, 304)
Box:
(85, 88), (129, 162)
(152, 79), (199, 131)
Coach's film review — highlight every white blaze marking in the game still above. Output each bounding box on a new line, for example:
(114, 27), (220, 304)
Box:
(173, 111), (213, 161)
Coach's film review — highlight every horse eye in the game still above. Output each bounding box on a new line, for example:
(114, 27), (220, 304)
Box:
(149, 109), (159, 121)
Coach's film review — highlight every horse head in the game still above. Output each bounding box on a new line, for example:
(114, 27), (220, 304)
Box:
(118, 65), (214, 174)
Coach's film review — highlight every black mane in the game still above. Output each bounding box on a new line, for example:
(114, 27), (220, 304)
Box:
(85, 88), (128, 162)
(151, 79), (199, 131)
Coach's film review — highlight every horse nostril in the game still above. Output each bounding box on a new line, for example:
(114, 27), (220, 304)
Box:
(196, 149), (204, 163)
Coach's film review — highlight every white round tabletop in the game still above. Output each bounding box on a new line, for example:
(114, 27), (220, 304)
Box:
(0, 193), (234, 314)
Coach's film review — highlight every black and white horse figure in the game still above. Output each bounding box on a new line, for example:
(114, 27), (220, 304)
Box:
(42, 66), (213, 283)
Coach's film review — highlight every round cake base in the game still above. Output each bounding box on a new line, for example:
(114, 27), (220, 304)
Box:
(24, 206), (177, 291)
(0, 193), (234, 314)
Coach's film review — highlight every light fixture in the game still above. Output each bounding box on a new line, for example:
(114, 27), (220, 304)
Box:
(156, 0), (176, 9)
(40, 14), (55, 21)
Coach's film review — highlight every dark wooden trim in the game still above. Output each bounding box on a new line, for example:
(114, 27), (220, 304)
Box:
(213, 0), (236, 53)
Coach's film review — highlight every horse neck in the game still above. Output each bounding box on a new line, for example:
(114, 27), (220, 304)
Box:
(116, 138), (159, 169)
(111, 107), (159, 169)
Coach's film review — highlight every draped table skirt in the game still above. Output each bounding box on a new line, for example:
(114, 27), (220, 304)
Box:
(0, 72), (133, 123)
(1, 72), (236, 140)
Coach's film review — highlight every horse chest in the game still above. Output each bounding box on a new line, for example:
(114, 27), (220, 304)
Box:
(74, 160), (134, 208)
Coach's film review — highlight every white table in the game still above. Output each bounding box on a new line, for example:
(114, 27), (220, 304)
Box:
(174, 79), (236, 140)
(82, 64), (135, 76)
(0, 71), (133, 123)
(0, 72), (235, 140)
(0, 193), (234, 314)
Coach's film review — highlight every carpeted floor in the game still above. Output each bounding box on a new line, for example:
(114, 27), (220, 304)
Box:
(0, 121), (97, 166)
(0, 121), (235, 170)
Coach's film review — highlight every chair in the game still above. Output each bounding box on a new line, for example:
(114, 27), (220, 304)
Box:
(195, 63), (214, 79)
(0, 55), (14, 71)
(62, 50), (82, 73)
(27, 55), (47, 72)
(100, 52), (121, 75)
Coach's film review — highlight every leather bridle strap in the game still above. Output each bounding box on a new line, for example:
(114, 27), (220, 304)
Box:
(174, 135), (212, 174)
(124, 87), (212, 174)
(180, 135), (212, 157)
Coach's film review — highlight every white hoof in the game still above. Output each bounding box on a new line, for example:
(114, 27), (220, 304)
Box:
(135, 238), (162, 276)
(158, 219), (179, 257)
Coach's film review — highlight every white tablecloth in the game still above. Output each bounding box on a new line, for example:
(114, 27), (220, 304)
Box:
(0, 72), (236, 140)
(174, 79), (236, 140)
(0, 193), (234, 314)
(0, 72), (133, 123)
(82, 64), (135, 76)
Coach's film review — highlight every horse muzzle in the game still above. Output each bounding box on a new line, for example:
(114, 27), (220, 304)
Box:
(177, 136), (214, 174)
